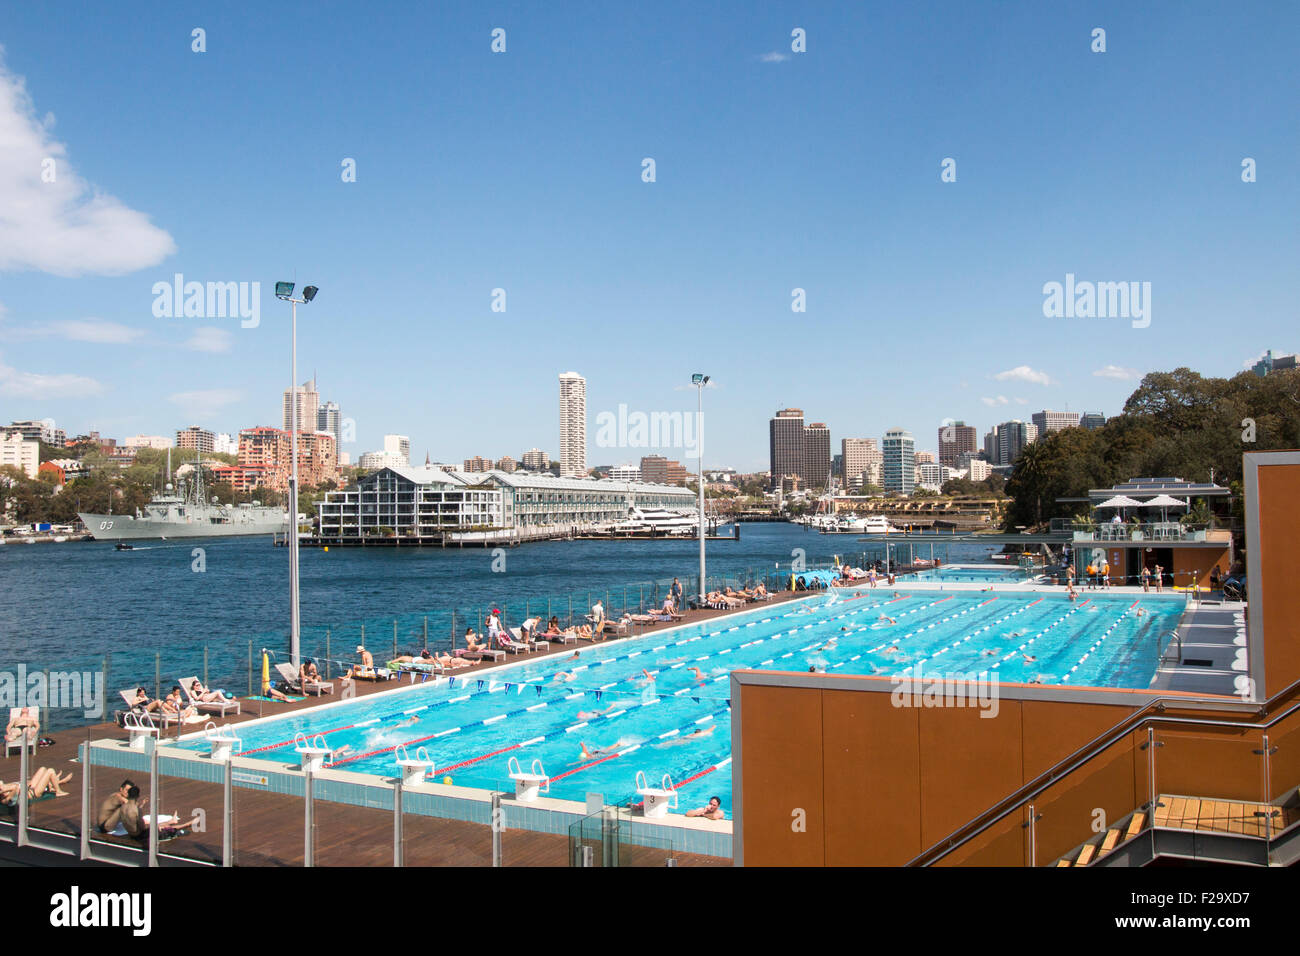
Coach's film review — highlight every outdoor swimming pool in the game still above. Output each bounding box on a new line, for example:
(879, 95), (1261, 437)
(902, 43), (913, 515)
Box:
(179, 589), (1185, 812)
(910, 565), (1034, 583)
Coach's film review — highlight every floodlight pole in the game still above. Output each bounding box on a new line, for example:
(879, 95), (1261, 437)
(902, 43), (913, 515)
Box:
(289, 296), (301, 672)
(694, 376), (708, 604)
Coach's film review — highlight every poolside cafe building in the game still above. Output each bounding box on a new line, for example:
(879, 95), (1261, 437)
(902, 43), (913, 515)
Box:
(1066, 478), (1234, 589)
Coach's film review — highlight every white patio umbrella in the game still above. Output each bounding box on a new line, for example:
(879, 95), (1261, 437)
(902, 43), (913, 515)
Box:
(1096, 495), (1143, 509)
(1141, 494), (1187, 524)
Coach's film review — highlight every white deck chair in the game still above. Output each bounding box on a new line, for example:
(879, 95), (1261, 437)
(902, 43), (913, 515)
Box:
(4, 706), (39, 757)
(179, 677), (241, 716)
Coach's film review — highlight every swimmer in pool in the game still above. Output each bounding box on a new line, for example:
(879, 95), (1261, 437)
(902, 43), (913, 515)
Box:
(579, 739), (633, 759)
(1022, 653), (1037, 662)
(981, 648), (999, 656)
(659, 656), (687, 665)
(878, 614), (897, 625)
(577, 704), (619, 720)
(632, 668), (656, 688)
(655, 725), (717, 748)
(393, 715), (419, 729)
(553, 670), (577, 684)
(687, 666), (708, 681)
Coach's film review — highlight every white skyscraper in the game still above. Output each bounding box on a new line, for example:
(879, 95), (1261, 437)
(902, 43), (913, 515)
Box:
(283, 379), (319, 435)
(383, 434), (411, 465)
(558, 372), (587, 477)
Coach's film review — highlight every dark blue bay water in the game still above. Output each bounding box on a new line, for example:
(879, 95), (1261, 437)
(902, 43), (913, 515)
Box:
(0, 524), (998, 728)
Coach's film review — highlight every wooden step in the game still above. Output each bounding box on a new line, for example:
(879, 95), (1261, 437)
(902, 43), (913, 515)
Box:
(1097, 828), (1121, 857)
(1056, 859), (1072, 867)
(1151, 798), (1170, 827)
(1075, 843), (1096, 866)
(1125, 811), (1146, 840)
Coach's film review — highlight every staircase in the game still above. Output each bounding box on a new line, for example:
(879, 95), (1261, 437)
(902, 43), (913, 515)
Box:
(1054, 792), (1299, 867)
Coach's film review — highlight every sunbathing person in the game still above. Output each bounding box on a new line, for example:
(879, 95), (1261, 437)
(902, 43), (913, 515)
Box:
(160, 687), (197, 722)
(129, 688), (163, 714)
(0, 767), (72, 803)
(342, 646), (378, 680)
(189, 679), (231, 703)
(97, 780), (135, 832)
(543, 617), (563, 637)
(463, 628), (490, 652)
(5, 707), (39, 747)
(753, 583), (769, 598)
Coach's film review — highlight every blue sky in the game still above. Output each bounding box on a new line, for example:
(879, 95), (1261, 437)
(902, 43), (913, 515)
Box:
(0, 1), (1295, 471)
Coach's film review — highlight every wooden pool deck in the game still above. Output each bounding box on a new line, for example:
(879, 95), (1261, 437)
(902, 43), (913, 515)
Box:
(3, 589), (817, 866)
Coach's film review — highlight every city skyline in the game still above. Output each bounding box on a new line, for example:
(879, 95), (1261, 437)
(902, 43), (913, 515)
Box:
(0, 3), (1296, 471)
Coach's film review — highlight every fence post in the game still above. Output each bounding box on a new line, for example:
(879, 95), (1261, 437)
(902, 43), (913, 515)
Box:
(154, 652), (161, 702)
(148, 744), (159, 868)
(423, 616), (428, 652)
(325, 630), (331, 679)
(79, 743), (91, 859)
(203, 645), (209, 687)
(491, 791), (502, 867)
(223, 757), (233, 866)
(394, 783), (404, 867)
(16, 737), (29, 847)
(304, 767), (314, 867)
(247, 641), (252, 696)
(393, 620), (398, 661)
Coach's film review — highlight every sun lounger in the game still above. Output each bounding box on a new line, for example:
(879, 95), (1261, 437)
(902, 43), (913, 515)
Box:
(498, 632), (534, 654)
(4, 707), (39, 757)
(456, 647), (505, 662)
(179, 677), (241, 716)
(509, 627), (552, 652)
(274, 662), (336, 696)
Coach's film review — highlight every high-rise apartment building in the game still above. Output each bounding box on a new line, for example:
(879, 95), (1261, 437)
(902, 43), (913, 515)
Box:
(882, 428), (916, 495)
(558, 372), (587, 477)
(914, 450), (936, 465)
(521, 448), (550, 471)
(176, 426), (215, 454)
(987, 420), (1039, 466)
(803, 423), (831, 489)
(607, 464), (641, 482)
(938, 421), (978, 468)
(495, 456), (518, 473)
(237, 426), (337, 491)
(462, 456), (493, 473)
(768, 409), (831, 490)
(1031, 410), (1080, 435)
(1080, 412), (1106, 430)
(8, 420), (65, 446)
(317, 402), (342, 447)
(283, 380), (320, 435)
(383, 434), (410, 465)
(769, 409), (805, 489)
(841, 438), (882, 487)
(1, 431), (40, 478)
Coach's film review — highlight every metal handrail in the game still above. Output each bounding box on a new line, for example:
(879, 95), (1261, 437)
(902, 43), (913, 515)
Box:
(1158, 629), (1182, 665)
(907, 674), (1300, 866)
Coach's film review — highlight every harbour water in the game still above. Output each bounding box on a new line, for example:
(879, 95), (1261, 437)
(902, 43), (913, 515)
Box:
(1, 524), (1001, 729)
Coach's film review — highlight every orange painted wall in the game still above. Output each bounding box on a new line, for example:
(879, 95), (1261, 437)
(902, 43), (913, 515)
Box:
(1258, 463), (1300, 698)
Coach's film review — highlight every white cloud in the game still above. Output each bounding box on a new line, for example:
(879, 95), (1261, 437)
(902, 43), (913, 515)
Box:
(1092, 365), (1141, 381)
(185, 326), (233, 353)
(757, 51), (790, 63)
(168, 388), (242, 420)
(0, 351), (104, 398)
(51, 319), (142, 344)
(1013, 397), (1028, 405)
(980, 395), (1010, 407)
(994, 365), (1054, 386)
(0, 53), (176, 277)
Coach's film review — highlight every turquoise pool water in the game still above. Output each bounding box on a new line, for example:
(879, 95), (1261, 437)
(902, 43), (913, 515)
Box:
(911, 566), (1032, 582)
(180, 589), (1184, 813)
